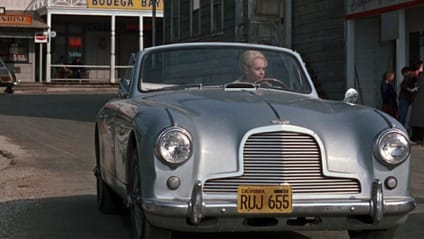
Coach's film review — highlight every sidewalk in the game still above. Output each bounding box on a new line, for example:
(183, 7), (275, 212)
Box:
(12, 82), (119, 94)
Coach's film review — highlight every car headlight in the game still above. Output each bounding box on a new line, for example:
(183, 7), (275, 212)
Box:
(156, 127), (193, 165)
(374, 129), (410, 168)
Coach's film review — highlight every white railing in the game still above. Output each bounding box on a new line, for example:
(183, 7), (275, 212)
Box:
(51, 64), (132, 83)
(26, 0), (87, 10)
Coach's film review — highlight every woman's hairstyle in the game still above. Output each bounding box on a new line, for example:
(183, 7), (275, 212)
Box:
(383, 71), (395, 81)
(239, 50), (268, 72)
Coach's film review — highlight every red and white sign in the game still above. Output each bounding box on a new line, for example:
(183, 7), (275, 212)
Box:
(34, 32), (48, 43)
(346, 0), (422, 19)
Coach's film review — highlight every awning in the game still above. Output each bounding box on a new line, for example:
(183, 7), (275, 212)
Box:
(0, 10), (48, 29)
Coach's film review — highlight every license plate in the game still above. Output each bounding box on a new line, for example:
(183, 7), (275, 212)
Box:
(237, 185), (292, 213)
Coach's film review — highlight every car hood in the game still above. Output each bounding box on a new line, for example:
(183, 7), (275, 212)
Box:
(139, 89), (388, 131)
(135, 88), (397, 176)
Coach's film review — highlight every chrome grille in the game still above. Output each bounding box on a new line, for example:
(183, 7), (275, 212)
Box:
(204, 131), (361, 194)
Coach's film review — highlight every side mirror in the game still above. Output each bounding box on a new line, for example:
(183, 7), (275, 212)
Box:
(344, 88), (359, 104)
(118, 79), (130, 98)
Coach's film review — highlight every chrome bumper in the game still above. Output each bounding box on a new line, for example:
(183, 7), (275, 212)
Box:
(143, 180), (416, 227)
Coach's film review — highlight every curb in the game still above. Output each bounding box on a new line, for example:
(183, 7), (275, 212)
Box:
(10, 82), (119, 94)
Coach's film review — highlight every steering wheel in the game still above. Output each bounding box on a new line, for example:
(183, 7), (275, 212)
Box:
(255, 78), (288, 89)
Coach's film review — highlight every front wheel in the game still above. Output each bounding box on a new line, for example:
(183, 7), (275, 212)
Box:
(95, 166), (121, 214)
(128, 148), (171, 239)
(348, 227), (397, 239)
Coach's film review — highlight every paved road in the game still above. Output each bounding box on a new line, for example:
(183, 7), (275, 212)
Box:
(0, 93), (423, 239)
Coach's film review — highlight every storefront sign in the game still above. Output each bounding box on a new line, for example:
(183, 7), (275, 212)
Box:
(0, 14), (32, 25)
(87, 0), (163, 10)
(34, 32), (48, 43)
(346, 0), (421, 18)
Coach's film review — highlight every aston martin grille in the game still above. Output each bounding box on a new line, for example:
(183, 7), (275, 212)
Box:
(203, 131), (361, 194)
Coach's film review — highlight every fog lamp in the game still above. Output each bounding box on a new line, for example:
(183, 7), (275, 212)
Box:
(167, 176), (181, 190)
(385, 176), (398, 190)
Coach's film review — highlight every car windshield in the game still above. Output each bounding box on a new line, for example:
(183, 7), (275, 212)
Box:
(140, 45), (312, 94)
(0, 58), (7, 68)
(0, 58), (9, 76)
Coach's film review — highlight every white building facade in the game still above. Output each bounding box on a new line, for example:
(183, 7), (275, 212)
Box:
(0, 0), (47, 83)
(345, 0), (424, 107)
(2, 0), (163, 83)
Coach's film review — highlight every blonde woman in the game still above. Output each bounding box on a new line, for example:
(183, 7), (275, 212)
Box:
(238, 50), (268, 83)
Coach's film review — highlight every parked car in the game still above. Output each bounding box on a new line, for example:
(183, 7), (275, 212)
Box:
(94, 42), (415, 239)
(0, 57), (18, 94)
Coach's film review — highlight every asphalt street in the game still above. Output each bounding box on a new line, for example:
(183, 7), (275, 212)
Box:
(0, 90), (423, 239)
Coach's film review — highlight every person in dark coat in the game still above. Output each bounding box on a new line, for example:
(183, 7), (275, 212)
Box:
(410, 60), (424, 144)
(380, 71), (399, 120)
(398, 66), (417, 127)
(71, 57), (82, 78)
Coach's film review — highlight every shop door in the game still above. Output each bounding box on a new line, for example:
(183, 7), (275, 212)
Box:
(406, 6), (424, 66)
(409, 32), (424, 66)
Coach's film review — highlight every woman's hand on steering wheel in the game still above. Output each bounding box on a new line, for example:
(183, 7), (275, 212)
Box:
(255, 78), (288, 89)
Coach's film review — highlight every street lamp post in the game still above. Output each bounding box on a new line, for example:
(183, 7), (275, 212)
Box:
(152, 0), (156, 46)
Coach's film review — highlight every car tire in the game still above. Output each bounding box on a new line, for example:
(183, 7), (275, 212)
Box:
(348, 227), (397, 239)
(95, 166), (121, 214)
(4, 85), (13, 94)
(128, 147), (172, 239)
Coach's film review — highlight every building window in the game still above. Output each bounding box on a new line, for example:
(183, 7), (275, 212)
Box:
(0, 38), (29, 63)
(211, 0), (223, 33)
(171, 0), (180, 40)
(191, 0), (200, 36)
(409, 31), (424, 66)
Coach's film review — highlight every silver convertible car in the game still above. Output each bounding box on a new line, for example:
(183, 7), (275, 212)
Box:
(94, 42), (415, 239)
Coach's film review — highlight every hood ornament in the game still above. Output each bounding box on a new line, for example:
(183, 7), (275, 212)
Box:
(272, 119), (290, 125)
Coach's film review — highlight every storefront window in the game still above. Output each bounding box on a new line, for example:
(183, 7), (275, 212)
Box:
(212, 0), (223, 33)
(0, 38), (29, 63)
(409, 32), (424, 65)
